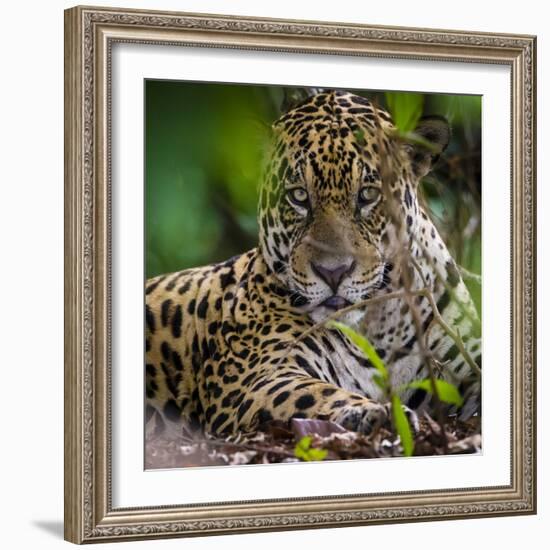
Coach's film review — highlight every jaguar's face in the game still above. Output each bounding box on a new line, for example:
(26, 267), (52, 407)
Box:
(258, 90), (449, 323)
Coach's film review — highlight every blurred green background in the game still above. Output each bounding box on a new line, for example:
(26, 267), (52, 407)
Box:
(145, 81), (481, 314)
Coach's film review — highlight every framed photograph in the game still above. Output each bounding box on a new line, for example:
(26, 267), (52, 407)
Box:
(64, 5), (536, 544)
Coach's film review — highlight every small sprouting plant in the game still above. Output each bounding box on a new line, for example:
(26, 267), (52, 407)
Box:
(327, 320), (463, 457)
(294, 435), (328, 462)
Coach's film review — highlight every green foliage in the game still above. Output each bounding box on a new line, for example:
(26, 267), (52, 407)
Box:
(145, 81), (273, 278)
(353, 129), (366, 146)
(408, 379), (464, 407)
(384, 92), (440, 154)
(294, 436), (328, 462)
(391, 394), (414, 457)
(385, 92), (424, 133)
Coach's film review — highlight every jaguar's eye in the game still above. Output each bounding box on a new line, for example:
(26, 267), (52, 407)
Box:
(358, 186), (381, 207)
(287, 187), (309, 207)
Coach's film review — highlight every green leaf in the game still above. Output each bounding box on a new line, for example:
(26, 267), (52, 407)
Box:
(372, 373), (386, 390)
(408, 379), (464, 407)
(353, 129), (366, 146)
(398, 131), (440, 154)
(294, 436), (328, 462)
(385, 92), (424, 134)
(304, 447), (329, 461)
(327, 321), (388, 381)
(295, 435), (311, 450)
(391, 394), (414, 457)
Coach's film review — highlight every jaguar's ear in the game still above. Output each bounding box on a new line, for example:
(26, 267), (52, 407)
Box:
(406, 116), (451, 178)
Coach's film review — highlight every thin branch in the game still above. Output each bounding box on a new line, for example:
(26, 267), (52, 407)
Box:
(274, 289), (411, 367)
(459, 265), (482, 285)
(276, 284), (480, 379)
(413, 234), (481, 333)
(371, 104), (449, 451)
(416, 290), (481, 377)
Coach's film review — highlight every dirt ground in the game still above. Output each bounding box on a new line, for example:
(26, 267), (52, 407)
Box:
(145, 413), (481, 469)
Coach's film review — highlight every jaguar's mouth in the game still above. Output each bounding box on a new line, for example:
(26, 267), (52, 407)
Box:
(320, 295), (352, 311)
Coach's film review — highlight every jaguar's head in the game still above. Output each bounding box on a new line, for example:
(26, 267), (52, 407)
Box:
(258, 90), (450, 323)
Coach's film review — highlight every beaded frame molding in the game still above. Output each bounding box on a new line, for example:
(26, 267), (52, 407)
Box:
(64, 5), (536, 544)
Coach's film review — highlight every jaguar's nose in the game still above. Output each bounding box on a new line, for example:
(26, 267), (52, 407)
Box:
(311, 260), (356, 293)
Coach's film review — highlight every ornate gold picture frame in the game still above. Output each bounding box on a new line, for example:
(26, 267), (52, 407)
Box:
(64, 5), (536, 544)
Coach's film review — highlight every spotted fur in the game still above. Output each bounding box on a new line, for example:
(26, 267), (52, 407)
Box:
(145, 91), (481, 438)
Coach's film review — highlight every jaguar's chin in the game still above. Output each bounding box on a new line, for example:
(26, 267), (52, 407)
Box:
(309, 303), (365, 327)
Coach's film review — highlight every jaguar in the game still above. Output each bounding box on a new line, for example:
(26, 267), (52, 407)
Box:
(145, 90), (481, 438)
